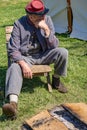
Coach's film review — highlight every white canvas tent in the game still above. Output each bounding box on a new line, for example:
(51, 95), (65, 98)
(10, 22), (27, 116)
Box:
(43, 0), (87, 41)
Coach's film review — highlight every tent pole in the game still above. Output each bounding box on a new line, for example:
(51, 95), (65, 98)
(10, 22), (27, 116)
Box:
(67, 0), (73, 33)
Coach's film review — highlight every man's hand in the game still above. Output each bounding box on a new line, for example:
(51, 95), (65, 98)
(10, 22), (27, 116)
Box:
(17, 60), (32, 79)
(35, 20), (50, 37)
(38, 20), (50, 37)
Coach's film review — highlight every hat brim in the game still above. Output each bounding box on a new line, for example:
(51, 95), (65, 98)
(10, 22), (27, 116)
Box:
(25, 8), (49, 15)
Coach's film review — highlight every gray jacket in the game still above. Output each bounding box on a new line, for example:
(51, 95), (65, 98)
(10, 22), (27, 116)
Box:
(8, 15), (59, 62)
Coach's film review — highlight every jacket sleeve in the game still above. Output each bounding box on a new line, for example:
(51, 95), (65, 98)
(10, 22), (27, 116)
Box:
(45, 15), (59, 49)
(8, 21), (23, 62)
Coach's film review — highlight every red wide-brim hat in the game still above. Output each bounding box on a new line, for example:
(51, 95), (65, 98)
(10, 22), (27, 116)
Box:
(25, 0), (49, 15)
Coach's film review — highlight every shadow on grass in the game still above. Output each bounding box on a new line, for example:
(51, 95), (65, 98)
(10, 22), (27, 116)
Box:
(22, 76), (48, 93)
(0, 66), (7, 121)
(0, 66), (7, 103)
(56, 33), (87, 57)
(0, 24), (13, 28)
(66, 41), (87, 57)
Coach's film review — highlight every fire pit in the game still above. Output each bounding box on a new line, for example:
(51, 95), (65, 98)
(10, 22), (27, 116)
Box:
(50, 105), (87, 130)
(22, 103), (87, 130)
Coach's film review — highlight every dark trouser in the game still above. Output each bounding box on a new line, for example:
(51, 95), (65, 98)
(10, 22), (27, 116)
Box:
(5, 48), (68, 98)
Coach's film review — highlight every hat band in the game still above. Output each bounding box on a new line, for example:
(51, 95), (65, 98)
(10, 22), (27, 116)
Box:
(26, 8), (49, 15)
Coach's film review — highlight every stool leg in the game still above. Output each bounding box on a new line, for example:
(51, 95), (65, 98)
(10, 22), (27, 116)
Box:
(47, 73), (52, 92)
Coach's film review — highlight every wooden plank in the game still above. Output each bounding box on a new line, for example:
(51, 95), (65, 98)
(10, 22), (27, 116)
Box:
(5, 26), (13, 34)
(6, 34), (11, 42)
(62, 103), (87, 125)
(5, 26), (13, 42)
(31, 65), (52, 74)
(25, 110), (68, 130)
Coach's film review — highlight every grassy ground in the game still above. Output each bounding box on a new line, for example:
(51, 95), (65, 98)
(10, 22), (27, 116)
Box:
(0, 0), (87, 129)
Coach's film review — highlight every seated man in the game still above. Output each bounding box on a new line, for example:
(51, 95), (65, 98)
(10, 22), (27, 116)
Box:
(2, 0), (68, 119)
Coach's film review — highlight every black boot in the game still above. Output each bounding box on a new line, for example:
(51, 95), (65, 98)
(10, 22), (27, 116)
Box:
(52, 75), (68, 93)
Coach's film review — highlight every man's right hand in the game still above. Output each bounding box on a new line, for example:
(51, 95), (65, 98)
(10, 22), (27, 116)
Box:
(17, 60), (32, 79)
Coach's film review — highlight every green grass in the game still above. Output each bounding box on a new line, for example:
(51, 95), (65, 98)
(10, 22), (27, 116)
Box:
(0, 0), (87, 129)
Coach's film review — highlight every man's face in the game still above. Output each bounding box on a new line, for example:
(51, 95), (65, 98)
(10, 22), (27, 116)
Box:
(28, 14), (45, 24)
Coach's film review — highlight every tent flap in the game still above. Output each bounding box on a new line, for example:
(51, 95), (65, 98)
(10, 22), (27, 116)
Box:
(43, 0), (87, 40)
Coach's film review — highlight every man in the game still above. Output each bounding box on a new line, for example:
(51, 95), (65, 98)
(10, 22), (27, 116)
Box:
(2, 0), (68, 120)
